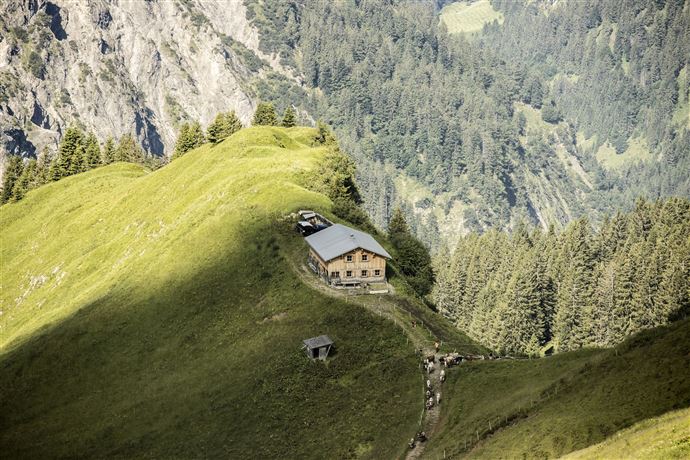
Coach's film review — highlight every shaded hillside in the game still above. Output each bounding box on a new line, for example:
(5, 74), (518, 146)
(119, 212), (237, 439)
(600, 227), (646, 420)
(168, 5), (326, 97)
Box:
(425, 317), (690, 458)
(0, 127), (420, 458)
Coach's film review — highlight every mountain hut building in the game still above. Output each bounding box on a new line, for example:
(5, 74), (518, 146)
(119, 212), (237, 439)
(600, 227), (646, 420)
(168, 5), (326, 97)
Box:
(305, 224), (391, 287)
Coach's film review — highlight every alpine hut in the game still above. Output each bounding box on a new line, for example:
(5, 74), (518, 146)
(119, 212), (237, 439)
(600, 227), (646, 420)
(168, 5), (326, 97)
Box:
(305, 223), (391, 287)
(303, 335), (334, 360)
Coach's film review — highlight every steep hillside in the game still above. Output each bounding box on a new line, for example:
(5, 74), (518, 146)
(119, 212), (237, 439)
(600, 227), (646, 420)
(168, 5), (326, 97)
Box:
(563, 406), (690, 460)
(0, 0), (302, 156)
(424, 318), (690, 458)
(0, 127), (422, 458)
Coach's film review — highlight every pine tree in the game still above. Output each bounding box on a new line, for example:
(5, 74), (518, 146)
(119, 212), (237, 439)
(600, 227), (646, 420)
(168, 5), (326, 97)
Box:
(387, 208), (435, 296)
(1, 156), (24, 204)
(54, 125), (84, 179)
(554, 218), (594, 351)
(281, 105), (297, 127)
(12, 159), (37, 201)
(224, 110), (243, 136)
(102, 136), (115, 164)
(206, 113), (226, 143)
(69, 144), (85, 175)
(84, 132), (101, 170)
(252, 102), (278, 126)
(207, 111), (242, 143)
(387, 208), (410, 245)
(173, 121), (205, 159)
(116, 134), (143, 163)
(35, 147), (51, 185)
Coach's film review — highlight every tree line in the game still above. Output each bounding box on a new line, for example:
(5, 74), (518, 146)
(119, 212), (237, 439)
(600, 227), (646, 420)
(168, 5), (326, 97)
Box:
(434, 197), (690, 356)
(171, 103), (297, 159)
(1, 128), (158, 205)
(2, 103), (299, 205)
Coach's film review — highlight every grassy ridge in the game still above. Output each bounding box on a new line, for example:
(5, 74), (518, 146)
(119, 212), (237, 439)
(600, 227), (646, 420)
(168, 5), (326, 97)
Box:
(426, 318), (690, 458)
(0, 127), (420, 458)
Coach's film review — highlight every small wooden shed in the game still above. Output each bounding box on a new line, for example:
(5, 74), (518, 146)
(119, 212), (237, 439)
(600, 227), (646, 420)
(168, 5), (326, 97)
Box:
(303, 335), (334, 361)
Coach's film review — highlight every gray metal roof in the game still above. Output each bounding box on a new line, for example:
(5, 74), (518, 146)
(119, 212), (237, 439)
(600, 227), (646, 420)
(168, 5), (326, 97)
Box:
(304, 224), (392, 261)
(303, 335), (333, 349)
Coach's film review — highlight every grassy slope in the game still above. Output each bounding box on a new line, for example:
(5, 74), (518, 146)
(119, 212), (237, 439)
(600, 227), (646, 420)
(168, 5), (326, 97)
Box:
(563, 406), (690, 460)
(0, 127), (420, 459)
(425, 318), (690, 458)
(440, 1), (504, 36)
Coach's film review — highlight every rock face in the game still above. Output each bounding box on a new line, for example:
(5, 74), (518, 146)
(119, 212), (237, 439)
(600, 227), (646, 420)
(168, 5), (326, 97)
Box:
(0, 0), (282, 158)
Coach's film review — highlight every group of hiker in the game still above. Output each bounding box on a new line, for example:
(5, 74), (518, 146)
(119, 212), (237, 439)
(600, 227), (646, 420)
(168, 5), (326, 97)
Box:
(408, 431), (427, 449)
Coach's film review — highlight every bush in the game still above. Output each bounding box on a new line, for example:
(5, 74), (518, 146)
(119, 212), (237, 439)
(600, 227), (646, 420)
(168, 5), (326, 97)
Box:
(23, 50), (45, 79)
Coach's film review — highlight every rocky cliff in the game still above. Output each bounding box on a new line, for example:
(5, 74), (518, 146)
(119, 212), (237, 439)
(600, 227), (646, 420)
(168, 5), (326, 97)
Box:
(0, 0), (289, 158)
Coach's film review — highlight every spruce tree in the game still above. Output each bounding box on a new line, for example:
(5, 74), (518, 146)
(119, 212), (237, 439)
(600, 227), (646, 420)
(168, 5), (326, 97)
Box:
(116, 134), (143, 163)
(102, 136), (115, 164)
(35, 147), (51, 185)
(206, 113), (226, 143)
(281, 105), (297, 127)
(173, 123), (190, 159)
(84, 132), (101, 170)
(55, 125), (84, 179)
(173, 121), (205, 159)
(1, 156), (24, 204)
(69, 144), (86, 175)
(252, 102), (278, 126)
(387, 208), (435, 296)
(554, 218), (594, 351)
(12, 159), (37, 201)
(224, 110), (243, 135)
(206, 112), (241, 143)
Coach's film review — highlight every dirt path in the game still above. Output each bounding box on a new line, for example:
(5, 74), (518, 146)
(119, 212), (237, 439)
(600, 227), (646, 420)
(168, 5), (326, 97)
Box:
(292, 261), (445, 459)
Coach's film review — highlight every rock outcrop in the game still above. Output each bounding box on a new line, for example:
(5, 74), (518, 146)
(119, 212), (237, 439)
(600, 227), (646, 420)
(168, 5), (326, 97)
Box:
(0, 0), (284, 158)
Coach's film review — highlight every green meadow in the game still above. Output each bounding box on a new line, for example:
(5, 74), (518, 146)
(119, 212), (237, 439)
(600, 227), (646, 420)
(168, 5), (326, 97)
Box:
(425, 317), (690, 458)
(0, 127), (421, 458)
(440, 1), (504, 36)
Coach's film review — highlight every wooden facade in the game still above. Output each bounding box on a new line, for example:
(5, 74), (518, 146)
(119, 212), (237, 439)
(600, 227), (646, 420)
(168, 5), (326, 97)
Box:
(308, 247), (387, 286)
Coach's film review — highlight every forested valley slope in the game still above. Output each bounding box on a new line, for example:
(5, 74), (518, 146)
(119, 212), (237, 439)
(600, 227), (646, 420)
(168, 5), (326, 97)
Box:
(246, 0), (689, 248)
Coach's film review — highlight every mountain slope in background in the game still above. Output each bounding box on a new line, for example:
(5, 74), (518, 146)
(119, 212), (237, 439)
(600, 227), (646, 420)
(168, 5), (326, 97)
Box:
(245, 0), (689, 249)
(3, 0), (688, 251)
(0, 0), (297, 157)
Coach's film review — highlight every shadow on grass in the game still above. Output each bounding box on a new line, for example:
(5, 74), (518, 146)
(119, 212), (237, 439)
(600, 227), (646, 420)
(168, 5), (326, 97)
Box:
(0, 221), (420, 459)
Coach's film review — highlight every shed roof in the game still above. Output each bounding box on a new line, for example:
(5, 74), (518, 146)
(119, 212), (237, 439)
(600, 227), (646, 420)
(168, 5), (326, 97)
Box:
(303, 335), (333, 349)
(304, 224), (392, 262)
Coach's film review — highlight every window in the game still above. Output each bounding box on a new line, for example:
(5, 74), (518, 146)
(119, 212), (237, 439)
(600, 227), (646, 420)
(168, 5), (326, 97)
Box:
(361, 254), (368, 261)
(346, 270), (353, 277)
(331, 271), (340, 278)
(361, 270), (368, 277)
(374, 269), (381, 276)
(346, 255), (353, 262)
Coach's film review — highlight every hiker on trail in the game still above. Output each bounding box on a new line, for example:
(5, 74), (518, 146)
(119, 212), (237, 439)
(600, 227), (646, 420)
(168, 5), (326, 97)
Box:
(409, 438), (416, 449)
(426, 389), (431, 399)
(426, 379), (431, 390)
(427, 397), (434, 409)
(436, 392), (441, 404)
(440, 369), (446, 382)
(428, 361), (434, 374)
(418, 431), (427, 442)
